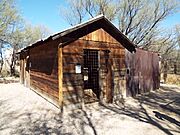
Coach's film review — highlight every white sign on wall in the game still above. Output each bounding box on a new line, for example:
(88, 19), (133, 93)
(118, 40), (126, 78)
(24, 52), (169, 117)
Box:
(75, 64), (81, 73)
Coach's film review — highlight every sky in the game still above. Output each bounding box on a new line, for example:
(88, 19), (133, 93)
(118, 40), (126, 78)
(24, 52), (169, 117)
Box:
(17, 0), (70, 34)
(17, 0), (180, 34)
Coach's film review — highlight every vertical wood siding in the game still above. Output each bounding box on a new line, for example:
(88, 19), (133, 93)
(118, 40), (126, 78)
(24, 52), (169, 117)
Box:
(58, 47), (63, 107)
(125, 49), (160, 97)
(20, 51), (30, 87)
(20, 59), (25, 84)
(80, 28), (119, 44)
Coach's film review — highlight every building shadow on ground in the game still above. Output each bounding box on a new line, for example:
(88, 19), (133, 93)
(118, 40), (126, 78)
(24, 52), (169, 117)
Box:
(98, 85), (180, 135)
(0, 84), (179, 135)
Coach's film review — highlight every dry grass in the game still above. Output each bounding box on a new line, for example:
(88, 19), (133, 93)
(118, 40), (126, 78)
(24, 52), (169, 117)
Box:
(166, 74), (180, 86)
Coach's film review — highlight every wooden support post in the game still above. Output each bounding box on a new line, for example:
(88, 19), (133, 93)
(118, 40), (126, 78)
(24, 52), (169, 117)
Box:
(106, 58), (113, 103)
(58, 47), (63, 108)
(23, 58), (26, 85)
(20, 59), (24, 84)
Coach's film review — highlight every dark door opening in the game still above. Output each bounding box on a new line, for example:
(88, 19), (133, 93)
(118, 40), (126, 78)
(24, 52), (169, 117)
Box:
(83, 49), (100, 99)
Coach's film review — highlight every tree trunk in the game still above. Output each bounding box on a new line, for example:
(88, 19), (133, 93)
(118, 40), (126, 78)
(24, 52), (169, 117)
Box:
(10, 48), (16, 76)
(0, 43), (4, 74)
(174, 62), (177, 74)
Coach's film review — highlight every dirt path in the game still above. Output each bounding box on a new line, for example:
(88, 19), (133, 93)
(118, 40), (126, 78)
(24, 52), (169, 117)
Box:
(0, 83), (179, 135)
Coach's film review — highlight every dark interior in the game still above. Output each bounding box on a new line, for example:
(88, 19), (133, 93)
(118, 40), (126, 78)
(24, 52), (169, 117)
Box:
(83, 49), (100, 99)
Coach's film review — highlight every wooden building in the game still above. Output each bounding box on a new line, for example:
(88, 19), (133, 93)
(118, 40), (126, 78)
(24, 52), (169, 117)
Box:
(17, 15), (160, 108)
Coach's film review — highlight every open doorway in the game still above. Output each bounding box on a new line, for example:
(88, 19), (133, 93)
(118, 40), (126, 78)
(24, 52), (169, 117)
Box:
(83, 49), (100, 102)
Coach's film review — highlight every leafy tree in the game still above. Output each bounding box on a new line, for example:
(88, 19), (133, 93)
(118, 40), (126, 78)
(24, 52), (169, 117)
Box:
(0, 0), (50, 76)
(0, 0), (19, 73)
(21, 24), (50, 48)
(8, 23), (50, 76)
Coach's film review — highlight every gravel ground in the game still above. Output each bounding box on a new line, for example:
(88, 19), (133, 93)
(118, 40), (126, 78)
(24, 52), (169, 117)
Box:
(0, 83), (179, 135)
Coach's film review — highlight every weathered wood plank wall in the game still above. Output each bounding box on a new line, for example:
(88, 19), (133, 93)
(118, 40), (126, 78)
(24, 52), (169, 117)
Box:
(125, 49), (160, 97)
(19, 28), (127, 107)
(20, 51), (30, 87)
(80, 28), (119, 43)
(20, 59), (25, 84)
(29, 40), (59, 103)
(58, 47), (63, 107)
(63, 28), (126, 105)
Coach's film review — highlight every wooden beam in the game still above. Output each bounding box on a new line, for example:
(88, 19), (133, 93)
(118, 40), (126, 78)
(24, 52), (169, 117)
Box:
(20, 59), (24, 84)
(106, 58), (113, 103)
(58, 47), (63, 108)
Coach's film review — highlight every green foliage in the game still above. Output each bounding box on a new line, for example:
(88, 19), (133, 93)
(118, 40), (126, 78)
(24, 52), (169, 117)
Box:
(0, 0), (51, 75)
(20, 24), (50, 48)
(0, 0), (19, 39)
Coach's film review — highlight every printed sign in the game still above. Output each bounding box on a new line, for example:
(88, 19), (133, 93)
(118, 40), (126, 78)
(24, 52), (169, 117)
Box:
(75, 64), (81, 73)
